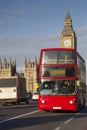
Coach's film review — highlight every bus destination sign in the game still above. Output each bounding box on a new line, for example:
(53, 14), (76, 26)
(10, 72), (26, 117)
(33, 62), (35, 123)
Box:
(50, 69), (65, 76)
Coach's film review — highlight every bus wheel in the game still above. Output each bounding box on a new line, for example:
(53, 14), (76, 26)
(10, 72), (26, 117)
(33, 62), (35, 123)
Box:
(82, 98), (85, 109)
(17, 100), (21, 105)
(3, 102), (7, 106)
(78, 100), (81, 111)
(26, 99), (29, 104)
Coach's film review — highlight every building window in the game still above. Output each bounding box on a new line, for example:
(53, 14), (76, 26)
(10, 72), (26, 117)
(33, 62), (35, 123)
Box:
(29, 72), (32, 77)
(30, 83), (33, 91)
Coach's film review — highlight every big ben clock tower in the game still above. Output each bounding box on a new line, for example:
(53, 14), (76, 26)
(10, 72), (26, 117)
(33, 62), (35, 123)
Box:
(60, 9), (77, 50)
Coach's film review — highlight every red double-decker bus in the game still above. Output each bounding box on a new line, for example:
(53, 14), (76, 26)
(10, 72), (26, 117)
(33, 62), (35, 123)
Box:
(38, 48), (86, 112)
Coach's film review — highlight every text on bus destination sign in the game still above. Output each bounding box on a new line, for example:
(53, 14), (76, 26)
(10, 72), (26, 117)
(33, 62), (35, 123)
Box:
(50, 69), (65, 76)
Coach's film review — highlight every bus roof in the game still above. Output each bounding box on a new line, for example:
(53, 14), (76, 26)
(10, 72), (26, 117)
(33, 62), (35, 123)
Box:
(40, 48), (76, 51)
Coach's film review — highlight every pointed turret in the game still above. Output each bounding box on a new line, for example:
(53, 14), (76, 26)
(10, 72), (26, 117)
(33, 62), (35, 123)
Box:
(24, 56), (27, 68)
(64, 8), (72, 29)
(65, 8), (71, 19)
(0, 57), (2, 67)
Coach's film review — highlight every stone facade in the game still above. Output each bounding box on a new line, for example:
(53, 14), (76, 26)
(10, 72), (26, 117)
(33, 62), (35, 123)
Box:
(0, 57), (16, 77)
(24, 57), (38, 93)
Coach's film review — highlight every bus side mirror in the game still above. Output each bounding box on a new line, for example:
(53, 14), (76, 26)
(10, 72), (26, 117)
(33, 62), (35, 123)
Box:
(77, 80), (80, 86)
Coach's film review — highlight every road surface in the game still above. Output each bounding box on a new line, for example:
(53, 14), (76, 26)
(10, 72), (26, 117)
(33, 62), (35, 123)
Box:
(0, 101), (87, 130)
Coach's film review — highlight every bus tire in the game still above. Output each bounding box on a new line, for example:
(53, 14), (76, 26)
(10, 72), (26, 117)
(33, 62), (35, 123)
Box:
(78, 100), (81, 111)
(3, 102), (7, 106)
(26, 99), (29, 104)
(82, 98), (85, 109)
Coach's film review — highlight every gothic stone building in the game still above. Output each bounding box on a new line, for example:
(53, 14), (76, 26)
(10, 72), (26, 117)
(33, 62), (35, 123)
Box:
(24, 57), (38, 93)
(0, 57), (16, 77)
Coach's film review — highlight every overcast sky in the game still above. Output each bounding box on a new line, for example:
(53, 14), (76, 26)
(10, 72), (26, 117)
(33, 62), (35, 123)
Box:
(0, 0), (87, 71)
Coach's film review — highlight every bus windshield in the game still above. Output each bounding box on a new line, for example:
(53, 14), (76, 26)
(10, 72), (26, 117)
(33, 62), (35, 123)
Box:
(42, 50), (75, 64)
(0, 79), (16, 87)
(40, 80), (76, 95)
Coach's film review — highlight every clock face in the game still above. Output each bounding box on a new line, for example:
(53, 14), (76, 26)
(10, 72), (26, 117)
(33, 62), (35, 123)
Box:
(64, 39), (71, 47)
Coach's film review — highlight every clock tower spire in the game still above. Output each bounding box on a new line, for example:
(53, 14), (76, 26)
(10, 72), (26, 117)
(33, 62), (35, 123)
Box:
(60, 8), (77, 49)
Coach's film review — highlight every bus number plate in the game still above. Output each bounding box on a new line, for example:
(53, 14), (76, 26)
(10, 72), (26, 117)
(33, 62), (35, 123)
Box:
(53, 106), (62, 110)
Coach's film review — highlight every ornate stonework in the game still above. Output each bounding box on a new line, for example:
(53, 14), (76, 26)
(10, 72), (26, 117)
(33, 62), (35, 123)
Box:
(0, 57), (16, 77)
(24, 57), (38, 93)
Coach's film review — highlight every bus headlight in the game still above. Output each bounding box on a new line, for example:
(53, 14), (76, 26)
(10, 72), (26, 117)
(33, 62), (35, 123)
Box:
(41, 99), (45, 104)
(69, 100), (73, 104)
